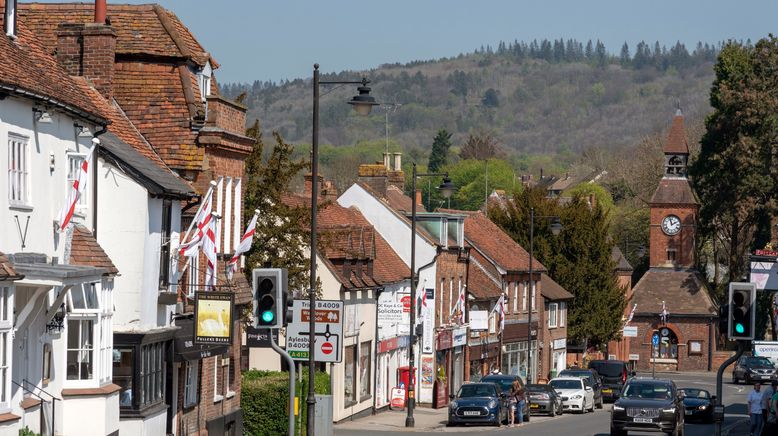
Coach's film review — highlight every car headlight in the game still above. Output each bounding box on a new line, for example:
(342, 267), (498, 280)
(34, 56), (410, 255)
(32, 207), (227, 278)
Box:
(571, 395), (582, 399)
(488, 400), (498, 409)
(698, 405), (707, 410)
(662, 407), (676, 414)
(613, 405), (625, 411)
(450, 401), (458, 409)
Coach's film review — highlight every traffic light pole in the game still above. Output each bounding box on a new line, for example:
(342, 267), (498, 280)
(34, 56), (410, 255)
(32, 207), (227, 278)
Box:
(714, 341), (746, 436)
(270, 329), (296, 436)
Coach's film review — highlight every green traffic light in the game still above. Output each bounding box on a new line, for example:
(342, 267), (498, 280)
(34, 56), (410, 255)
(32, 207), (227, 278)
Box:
(735, 323), (745, 334)
(261, 310), (275, 323)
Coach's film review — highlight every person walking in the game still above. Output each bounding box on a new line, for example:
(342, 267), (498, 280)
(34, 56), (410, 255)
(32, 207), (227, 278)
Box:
(748, 383), (764, 436)
(762, 381), (777, 433)
(508, 379), (519, 427)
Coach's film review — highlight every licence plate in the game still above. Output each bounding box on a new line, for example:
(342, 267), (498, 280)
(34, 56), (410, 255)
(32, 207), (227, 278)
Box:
(602, 389), (612, 393)
(685, 410), (692, 415)
(531, 404), (539, 408)
(634, 417), (653, 424)
(463, 411), (480, 416)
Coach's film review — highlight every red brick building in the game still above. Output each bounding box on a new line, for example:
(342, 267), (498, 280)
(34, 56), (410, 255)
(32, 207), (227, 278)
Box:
(21, 2), (253, 433)
(628, 112), (717, 372)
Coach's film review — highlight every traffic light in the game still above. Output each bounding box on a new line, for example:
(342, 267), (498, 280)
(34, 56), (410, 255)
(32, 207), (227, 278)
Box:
(728, 282), (756, 341)
(252, 268), (288, 328)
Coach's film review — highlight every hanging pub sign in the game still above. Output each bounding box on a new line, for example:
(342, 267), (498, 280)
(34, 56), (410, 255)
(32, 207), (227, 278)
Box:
(194, 292), (234, 345)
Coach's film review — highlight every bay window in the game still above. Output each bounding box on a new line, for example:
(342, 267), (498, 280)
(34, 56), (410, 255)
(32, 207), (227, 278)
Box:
(67, 319), (94, 380)
(113, 332), (173, 416)
(66, 282), (106, 387)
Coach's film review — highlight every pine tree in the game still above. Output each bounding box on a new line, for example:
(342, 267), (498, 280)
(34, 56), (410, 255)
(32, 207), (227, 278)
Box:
(585, 40), (594, 59)
(428, 129), (453, 173)
(620, 42), (630, 66)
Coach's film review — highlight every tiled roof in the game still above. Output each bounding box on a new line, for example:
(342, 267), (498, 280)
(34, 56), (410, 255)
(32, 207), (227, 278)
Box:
(650, 179), (698, 205)
(611, 246), (633, 272)
(664, 112), (689, 155)
(385, 185), (417, 213)
(69, 225), (119, 275)
(0, 7), (105, 124)
(458, 210), (546, 273)
(467, 258), (502, 300)
(631, 269), (716, 316)
(540, 274), (573, 301)
(19, 3), (212, 66)
(0, 252), (23, 281)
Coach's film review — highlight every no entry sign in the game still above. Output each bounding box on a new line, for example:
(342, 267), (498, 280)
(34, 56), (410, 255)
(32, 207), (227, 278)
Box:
(321, 342), (333, 355)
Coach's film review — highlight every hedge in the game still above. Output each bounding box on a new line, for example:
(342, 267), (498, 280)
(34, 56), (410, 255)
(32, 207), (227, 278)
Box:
(242, 369), (331, 436)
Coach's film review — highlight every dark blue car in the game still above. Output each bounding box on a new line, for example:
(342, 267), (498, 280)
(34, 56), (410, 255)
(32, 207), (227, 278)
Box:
(448, 382), (507, 427)
(679, 388), (714, 423)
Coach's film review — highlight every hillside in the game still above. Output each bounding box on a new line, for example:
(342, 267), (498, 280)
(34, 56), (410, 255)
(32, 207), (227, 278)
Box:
(222, 40), (716, 172)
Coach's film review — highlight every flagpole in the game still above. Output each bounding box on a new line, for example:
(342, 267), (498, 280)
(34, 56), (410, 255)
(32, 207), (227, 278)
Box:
(176, 181), (217, 284)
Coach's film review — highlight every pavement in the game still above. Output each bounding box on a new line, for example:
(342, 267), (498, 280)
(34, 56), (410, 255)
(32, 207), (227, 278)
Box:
(333, 371), (756, 436)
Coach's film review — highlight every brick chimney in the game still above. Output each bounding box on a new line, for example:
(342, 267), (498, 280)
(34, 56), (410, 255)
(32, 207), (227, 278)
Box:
(304, 173), (323, 198)
(415, 190), (423, 207)
(321, 179), (339, 202)
(55, 0), (117, 99)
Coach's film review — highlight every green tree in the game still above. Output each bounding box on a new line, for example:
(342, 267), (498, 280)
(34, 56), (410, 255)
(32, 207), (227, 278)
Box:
(482, 88), (500, 108)
(243, 121), (311, 293)
(428, 129), (453, 173)
(566, 182), (614, 213)
(444, 158), (518, 210)
(489, 188), (625, 346)
(620, 42), (630, 67)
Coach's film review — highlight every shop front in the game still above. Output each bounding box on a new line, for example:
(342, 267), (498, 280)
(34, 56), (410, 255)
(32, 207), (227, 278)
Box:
(433, 329), (453, 408)
(451, 327), (467, 394)
(501, 321), (538, 383)
(467, 340), (500, 381)
(375, 335), (409, 409)
(550, 337), (567, 379)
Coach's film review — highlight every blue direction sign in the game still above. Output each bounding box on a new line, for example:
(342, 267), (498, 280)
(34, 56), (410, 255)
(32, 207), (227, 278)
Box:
(652, 333), (660, 347)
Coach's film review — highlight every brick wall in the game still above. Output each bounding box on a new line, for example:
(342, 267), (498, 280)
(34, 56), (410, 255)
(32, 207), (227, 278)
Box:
(537, 299), (568, 382)
(649, 205), (698, 268)
(628, 316), (714, 371)
(55, 22), (117, 99)
(206, 95), (248, 134)
(436, 250), (467, 327)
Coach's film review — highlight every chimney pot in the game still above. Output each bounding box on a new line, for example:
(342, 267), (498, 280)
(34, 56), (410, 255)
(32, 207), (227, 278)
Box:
(415, 190), (423, 208)
(95, 0), (107, 24)
(393, 153), (402, 172)
(383, 153), (391, 170)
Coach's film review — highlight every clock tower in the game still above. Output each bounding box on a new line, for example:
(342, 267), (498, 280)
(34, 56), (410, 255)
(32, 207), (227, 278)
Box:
(649, 110), (699, 269)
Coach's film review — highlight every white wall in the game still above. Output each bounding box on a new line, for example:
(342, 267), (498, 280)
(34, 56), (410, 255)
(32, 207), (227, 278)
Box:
(118, 407), (167, 436)
(62, 392), (120, 436)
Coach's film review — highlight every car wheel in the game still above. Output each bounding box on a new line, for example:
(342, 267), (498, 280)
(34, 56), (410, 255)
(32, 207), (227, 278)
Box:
(557, 403), (563, 415)
(589, 399), (595, 412)
(597, 396), (604, 409)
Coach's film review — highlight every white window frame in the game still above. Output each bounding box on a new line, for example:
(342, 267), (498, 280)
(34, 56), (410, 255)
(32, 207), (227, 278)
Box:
(213, 356), (223, 402)
(531, 280), (537, 312)
(184, 360), (199, 408)
(225, 354), (235, 397)
(489, 311), (496, 334)
(223, 177), (233, 254)
(198, 62), (212, 102)
(522, 281), (527, 311)
(99, 280), (113, 385)
(0, 286), (13, 413)
(8, 133), (30, 207)
(548, 302), (558, 328)
(448, 278), (453, 320)
(232, 178), (242, 250)
(66, 317), (98, 386)
(511, 282), (517, 313)
(215, 177), (224, 252)
(66, 151), (88, 211)
(65, 283), (104, 388)
(560, 302), (566, 327)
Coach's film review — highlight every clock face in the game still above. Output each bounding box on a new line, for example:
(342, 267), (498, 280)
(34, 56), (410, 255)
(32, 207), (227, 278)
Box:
(661, 215), (681, 235)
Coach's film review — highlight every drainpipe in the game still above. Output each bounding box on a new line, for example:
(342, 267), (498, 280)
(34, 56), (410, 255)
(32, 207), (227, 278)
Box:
(91, 126), (107, 237)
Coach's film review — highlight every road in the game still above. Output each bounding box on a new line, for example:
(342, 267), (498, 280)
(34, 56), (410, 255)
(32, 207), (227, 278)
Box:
(334, 372), (751, 436)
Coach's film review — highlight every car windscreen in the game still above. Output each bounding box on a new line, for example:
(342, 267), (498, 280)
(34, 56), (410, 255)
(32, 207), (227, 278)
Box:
(458, 384), (496, 398)
(623, 383), (672, 400)
(482, 377), (513, 392)
(590, 362), (624, 377)
(679, 388), (709, 399)
(745, 357), (774, 368)
(550, 379), (582, 390)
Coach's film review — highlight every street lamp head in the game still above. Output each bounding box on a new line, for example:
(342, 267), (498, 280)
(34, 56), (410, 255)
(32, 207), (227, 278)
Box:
(348, 78), (379, 116)
(438, 176), (456, 199)
(549, 217), (563, 236)
(636, 245), (647, 258)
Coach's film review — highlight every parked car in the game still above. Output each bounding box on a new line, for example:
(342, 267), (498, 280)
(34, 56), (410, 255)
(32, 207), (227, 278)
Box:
(527, 383), (563, 416)
(679, 387), (714, 423)
(610, 377), (684, 436)
(589, 360), (633, 402)
(448, 382), (508, 427)
(549, 376), (595, 414)
(559, 367), (604, 408)
(480, 374), (530, 421)
(732, 355), (777, 384)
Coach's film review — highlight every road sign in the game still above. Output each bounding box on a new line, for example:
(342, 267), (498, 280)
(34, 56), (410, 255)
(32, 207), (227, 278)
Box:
(401, 295), (411, 313)
(652, 333), (659, 346)
(623, 326), (638, 337)
(286, 300), (344, 363)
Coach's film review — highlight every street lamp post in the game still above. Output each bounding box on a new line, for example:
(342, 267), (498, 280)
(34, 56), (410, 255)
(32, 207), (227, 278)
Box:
(527, 207), (562, 384)
(407, 163), (455, 428)
(309, 64), (378, 436)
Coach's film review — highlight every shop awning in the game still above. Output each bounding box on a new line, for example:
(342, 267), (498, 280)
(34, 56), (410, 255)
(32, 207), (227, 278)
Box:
(173, 317), (229, 362)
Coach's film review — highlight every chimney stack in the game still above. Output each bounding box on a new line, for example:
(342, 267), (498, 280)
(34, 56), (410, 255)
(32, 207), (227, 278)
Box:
(304, 173), (323, 198)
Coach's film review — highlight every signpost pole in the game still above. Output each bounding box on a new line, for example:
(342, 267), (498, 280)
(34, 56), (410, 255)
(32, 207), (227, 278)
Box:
(270, 329), (296, 436)
(651, 333), (658, 379)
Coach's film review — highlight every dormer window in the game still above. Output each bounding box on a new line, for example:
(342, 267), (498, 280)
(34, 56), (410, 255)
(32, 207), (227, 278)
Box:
(197, 62), (212, 102)
(4, 0), (17, 38)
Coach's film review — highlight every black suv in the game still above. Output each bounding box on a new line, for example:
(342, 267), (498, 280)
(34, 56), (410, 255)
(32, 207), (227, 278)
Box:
(559, 368), (604, 409)
(589, 360), (633, 402)
(610, 378), (684, 436)
(732, 356), (777, 384)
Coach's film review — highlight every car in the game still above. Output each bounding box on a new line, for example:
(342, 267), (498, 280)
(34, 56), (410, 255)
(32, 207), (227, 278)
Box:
(610, 377), (684, 436)
(732, 356), (777, 384)
(447, 382), (508, 427)
(480, 374), (531, 421)
(527, 383), (563, 416)
(678, 388), (714, 423)
(560, 367), (604, 408)
(549, 376), (595, 414)
(589, 360), (634, 402)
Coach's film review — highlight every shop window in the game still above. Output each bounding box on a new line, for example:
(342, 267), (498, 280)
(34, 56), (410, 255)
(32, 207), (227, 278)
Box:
(548, 303), (558, 328)
(359, 342), (371, 399)
(184, 360), (199, 408)
(344, 345), (356, 407)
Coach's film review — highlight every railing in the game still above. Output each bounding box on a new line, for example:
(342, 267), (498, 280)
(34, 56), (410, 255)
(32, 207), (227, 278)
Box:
(12, 380), (59, 436)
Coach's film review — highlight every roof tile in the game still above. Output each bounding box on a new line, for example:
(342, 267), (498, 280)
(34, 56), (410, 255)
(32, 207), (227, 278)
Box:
(664, 113), (689, 154)
(69, 225), (119, 275)
(631, 269), (715, 315)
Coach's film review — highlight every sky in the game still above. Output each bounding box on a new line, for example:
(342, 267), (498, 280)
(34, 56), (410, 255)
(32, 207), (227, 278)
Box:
(42, 0), (778, 84)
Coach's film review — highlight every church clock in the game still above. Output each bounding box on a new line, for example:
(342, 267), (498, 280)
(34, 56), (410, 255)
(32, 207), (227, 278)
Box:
(661, 215), (681, 236)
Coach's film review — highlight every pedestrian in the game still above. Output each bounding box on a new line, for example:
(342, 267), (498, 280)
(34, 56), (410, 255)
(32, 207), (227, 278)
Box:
(508, 379), (519, 427)
(748, 383), (764, 436)
(762, 381), (777, 433)
(513, 379), (526, 427)
(770, 382), (778, 430)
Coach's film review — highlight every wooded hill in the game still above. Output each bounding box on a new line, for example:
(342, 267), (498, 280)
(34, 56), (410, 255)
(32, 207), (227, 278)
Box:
(221, 39), (717, 173)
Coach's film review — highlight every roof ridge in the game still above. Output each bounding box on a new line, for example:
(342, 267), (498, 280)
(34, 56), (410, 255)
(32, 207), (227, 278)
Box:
(152, 4), (192, 59)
